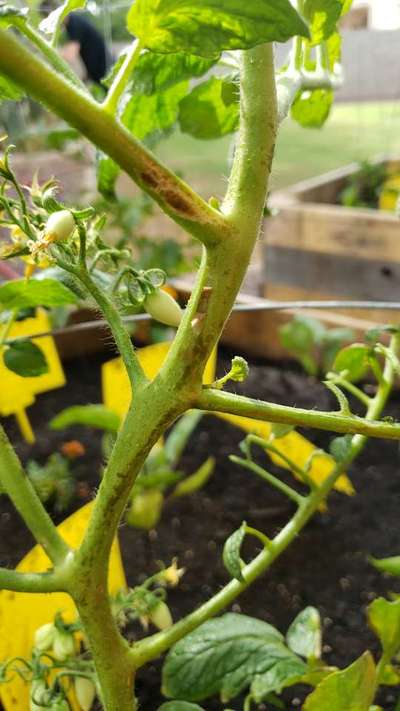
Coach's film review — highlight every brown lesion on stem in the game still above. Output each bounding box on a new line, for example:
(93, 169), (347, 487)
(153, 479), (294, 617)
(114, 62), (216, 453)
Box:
(140, 168), (196, 218)
(190, 286), (213, 332)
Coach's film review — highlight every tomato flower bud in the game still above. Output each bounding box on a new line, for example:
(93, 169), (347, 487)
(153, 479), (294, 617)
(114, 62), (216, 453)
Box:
(74, 677), (96, 711)
(44, 210), (75, 243)
(144, 289), (182, 328)
(162, 558), (185, 587)
(34, 622), (55, 652)
(52, 628), (75, 661)
(149, 601), (173, 630)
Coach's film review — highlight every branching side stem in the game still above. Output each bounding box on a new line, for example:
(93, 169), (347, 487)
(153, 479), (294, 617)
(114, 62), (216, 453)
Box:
(0, 426), (70, 565)
(0, 28), (228, 247)
(132, 337), (398, 667)
(196, 388), (400, 440)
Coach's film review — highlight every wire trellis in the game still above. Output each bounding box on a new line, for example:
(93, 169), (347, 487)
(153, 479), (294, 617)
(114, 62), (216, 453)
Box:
(12, 299), (400, 343)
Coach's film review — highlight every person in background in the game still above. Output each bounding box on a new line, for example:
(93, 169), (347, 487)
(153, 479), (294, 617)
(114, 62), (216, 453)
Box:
(64, 12), (112, 85)
(40, 3), (111, 85)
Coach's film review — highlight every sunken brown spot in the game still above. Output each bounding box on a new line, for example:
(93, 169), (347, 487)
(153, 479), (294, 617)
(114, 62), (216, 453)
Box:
(140, 170), (159, 188)
(163, 189), (195, 216)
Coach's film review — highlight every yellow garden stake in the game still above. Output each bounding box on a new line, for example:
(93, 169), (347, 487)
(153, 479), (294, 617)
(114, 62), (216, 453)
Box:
(379, 174), (400, 211)
(15, 408), (35, 444)
(216, 412), (354, 496)
(103, 342), (217, 420)
(0, 309), (65, 443)
(0, 502), (126, 711)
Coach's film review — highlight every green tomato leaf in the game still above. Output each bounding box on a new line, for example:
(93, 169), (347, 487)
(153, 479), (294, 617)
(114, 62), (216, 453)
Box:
(329, 434), (353, 464)
(250, 656), (307, 702)
(162, 613), (302, 703)
(4, 339), (48, 377)
(126, 488), (164, 529)
(0, 73), (24, 101)
(164, 410), (203, 467)
(286, 607), (322, 660)
(127, 0), (309, 58)
(303, 0), (342, 44)
(121, 80), (188, 142)
(158, 704), (205, 711)
(0, 278), (78, 310)
(50, 405), (120, 432)
(0, 2), (27, 28)
(270, 423), (295, 439)
(332, 344), (369, 383)
(340, 0), (353, 16)
(290, 88), (333, 129)
(303, 652), (376, 711)
(280, 316), (324, 353)
(179, 77), (239, 140)
(367, 597), (400, 658)
(222, 521), (246, 582)
(370, 556), (400, 577)
(172, 456), (215, 498)
(97, 152), (120, 201)
(133, 51), (216, 95)
(279, 318), (322, 374)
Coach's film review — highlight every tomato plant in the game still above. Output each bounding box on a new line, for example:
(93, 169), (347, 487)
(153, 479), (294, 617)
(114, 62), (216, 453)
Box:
(1, 1), (400, 709)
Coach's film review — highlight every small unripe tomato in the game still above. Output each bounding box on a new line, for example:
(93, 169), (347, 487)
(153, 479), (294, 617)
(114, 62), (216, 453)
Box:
(144, 289), (182, 328)
(126, 489), (164, 530)
(34, 622), (55, 652)
(150, 601), (173, 630)
(30, 680), (48, 711)
(74, 677), (96, 711)
(52, 628), (75, 661)
(45, 210), (75, 243)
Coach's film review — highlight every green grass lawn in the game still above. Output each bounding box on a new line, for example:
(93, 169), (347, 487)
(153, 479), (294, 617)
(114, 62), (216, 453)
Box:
(157, 101), (400, 198)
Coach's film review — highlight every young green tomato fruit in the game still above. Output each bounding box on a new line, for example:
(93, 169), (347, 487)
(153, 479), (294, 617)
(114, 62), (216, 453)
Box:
(44, 210), (75, 243)
(144, 289), (183, 328)
(126, 489), (164, 529)
(30, 680), (49, 711)
(150, 600), (173, 630)
(33, 622), (55, 652)
(52, 628), (75, 661)
(74, 677), (96, 711)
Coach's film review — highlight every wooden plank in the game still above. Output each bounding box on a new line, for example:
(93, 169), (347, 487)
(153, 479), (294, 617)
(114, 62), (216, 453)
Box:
(265, 245), (400, 301)
(263, 284), (400, 326)
(265, 203), (400, 262)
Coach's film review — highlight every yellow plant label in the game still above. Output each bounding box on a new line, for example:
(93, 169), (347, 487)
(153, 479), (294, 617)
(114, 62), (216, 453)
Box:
(217, 412), (354, 495)
(379, 174), (400, 212)
(103, 342), (217, 419)
(0, 309), (65, 441)
(0, 502), (126, 711)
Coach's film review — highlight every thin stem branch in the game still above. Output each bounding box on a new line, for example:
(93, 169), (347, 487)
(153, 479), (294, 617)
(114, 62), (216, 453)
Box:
(68, 264), (147, 389)
(196, 388), (400, 441)
(230, 455), (304, 506)
(15, 19), (87, 91)
(0, 426), (70, 565)
(328, 375), (371, 408)
(103, 39), (142, 114)
(0, 568), (67, 593)
(245, 434), (315, 488)
(132, 340), (398, 667)
(0, 28), (227, 246)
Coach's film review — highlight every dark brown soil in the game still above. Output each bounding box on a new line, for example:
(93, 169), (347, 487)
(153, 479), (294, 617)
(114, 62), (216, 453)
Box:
(2, 350), (400, 710)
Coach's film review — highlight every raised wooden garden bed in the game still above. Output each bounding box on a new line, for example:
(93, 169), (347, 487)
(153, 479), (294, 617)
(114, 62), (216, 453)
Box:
(264, 158), (400, 325)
